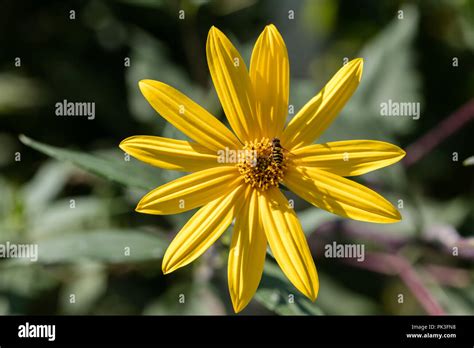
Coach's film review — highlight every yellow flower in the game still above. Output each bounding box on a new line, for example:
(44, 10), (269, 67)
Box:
(119, 25), (405, 313)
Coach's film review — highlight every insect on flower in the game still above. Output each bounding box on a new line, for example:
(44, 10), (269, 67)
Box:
(119, 24), (405, 313)
(271, 137), (295, 167)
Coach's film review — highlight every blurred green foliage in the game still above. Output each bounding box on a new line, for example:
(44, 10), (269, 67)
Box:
(0, 0), (473, 315)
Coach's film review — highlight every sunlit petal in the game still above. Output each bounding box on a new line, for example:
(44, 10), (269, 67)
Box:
(282, 59), (363, 149)
(162, 184), (246, 274)
(207, 26), (258, 141)
(259, 188), (319, 300)
(136, 166), (241, 215)
(292, 140), (406, 176)
(119, 135), (222, 172)
(139, 79), (241, 151)
(250, 24), (289, 137)
(228, 188), (267, 313)
(285, 166), (401, 223)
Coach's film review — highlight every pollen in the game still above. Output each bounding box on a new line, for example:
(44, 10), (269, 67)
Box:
(237, 137), (286, 191)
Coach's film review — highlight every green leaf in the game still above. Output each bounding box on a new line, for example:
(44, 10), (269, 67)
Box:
(21, 161), (74, 214)
(256, 262), (379, 315)
(255, 261), (324, 315)
(36, 229), (167, 264)
(316, 273), (378, 315)
(463, 156), (474, 166)
(28, 197), (112, 240)
(418, 196), (471, 228)
(59, 262), (107, 314)
(144, 282), (225, 315)
(19, 135), (162, 191)
(115, 0), (165, 9)
(322, 4), (421, 143)
(428, 281), (474, 315)
(0, 263), (58, 298)
(0, 73), (46, 113)
(356, 5), (420, 108)
(209, 0), (257, 16)
(297, 207), (337, 236)
(0, 176), (14, 222)
(126, 29), (213, 124)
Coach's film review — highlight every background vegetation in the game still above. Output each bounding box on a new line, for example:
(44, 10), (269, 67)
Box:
(0, 0), (473, 315)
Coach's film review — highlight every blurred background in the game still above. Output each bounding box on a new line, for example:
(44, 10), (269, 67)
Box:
(0, 0), (473, 315)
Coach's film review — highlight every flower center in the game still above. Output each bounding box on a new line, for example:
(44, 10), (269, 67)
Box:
(237, 137), (286, 191)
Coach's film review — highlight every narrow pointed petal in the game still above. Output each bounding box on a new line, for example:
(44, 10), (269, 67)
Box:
(282, 58), (363, 149)
(162, 184), (246, 274)
(292, 140), (406, 176)
(136, 167), (241, 215)
(285, 166), (401, 223)
(119, 135), (223, 172)
(139, 79), (241, 151)
(259, 188), (319, 301)
(228, 189), (266, 313)
(207, 26), (258, 141)
(250, 24), (289, 138)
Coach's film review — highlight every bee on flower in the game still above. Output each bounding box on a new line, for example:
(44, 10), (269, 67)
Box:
(120, 25), (405, 313)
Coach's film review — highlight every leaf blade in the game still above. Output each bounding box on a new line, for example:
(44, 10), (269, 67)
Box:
(36, 229), (167, 264)
(255, 261), (324, 315)
(19, 135), (162, 191)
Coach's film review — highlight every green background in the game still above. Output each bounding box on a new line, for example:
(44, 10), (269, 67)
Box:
(0, 0), (473, 315)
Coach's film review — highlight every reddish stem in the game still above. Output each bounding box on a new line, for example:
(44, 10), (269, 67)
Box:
(346, 252), (445, 315)
(403, 99), (474, 167)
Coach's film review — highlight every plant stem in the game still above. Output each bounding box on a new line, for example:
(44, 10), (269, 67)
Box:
(403, 99), (474, 167)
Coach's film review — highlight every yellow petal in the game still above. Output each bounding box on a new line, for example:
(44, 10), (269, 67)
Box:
(250, 24), (289, 138)
(285, 166), (401, 223)
(139, 79), (241, 151)
(292, 140), (406, 176)
(282, 58), (363, 149)
(162, 184), (246, 274)
(136, 166), (241, 215)
(259, 188), (319, 301)
(228, 188), (266, 313)
(207, 26), (258, 141)
(119, 135), (223, 172)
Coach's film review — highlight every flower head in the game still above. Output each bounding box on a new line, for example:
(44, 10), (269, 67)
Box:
(119, 25), (405, 313)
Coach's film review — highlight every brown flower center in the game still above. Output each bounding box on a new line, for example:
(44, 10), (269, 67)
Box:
(237, 137), (286, 191)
